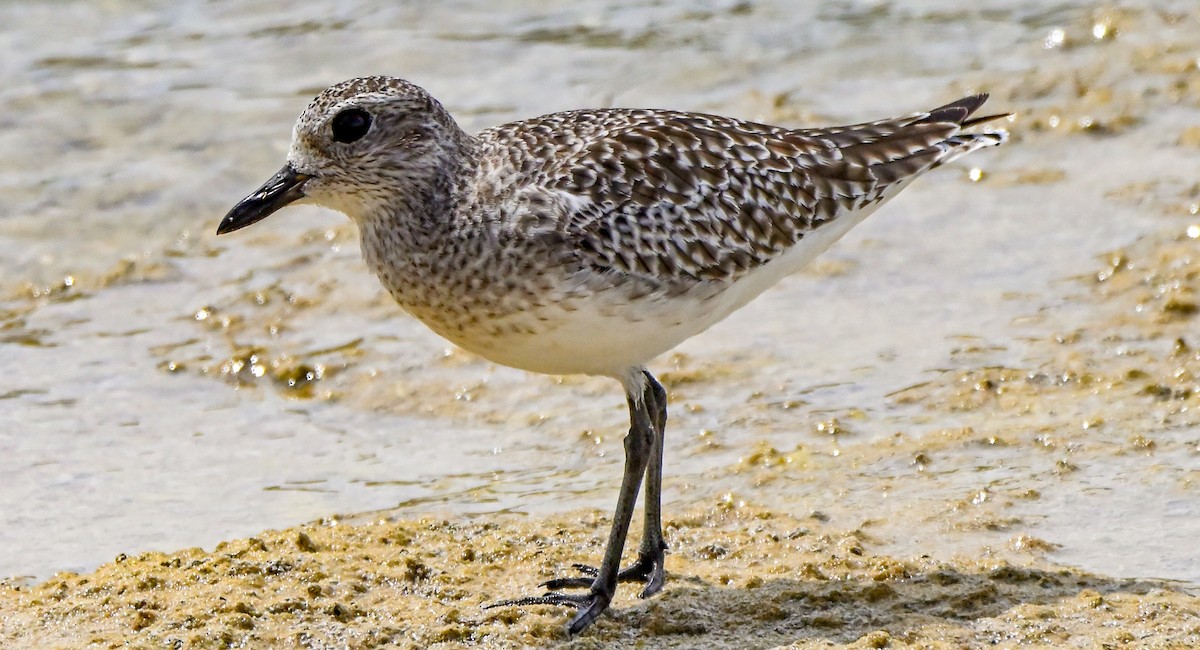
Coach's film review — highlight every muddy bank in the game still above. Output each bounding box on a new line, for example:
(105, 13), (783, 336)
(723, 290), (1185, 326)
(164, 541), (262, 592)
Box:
(2, 505), (1196, 649)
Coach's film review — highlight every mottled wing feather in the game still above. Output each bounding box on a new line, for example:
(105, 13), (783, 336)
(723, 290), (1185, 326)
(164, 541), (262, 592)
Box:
(481, 95), (999, 284)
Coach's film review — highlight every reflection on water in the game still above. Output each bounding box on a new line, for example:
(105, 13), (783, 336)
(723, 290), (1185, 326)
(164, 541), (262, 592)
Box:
(2, 0), (1198, 586)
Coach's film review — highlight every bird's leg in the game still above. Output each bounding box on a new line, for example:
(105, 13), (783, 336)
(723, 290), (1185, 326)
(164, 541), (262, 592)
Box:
(541, 371), (669, 597)
(627, 370), (668, 596)
(487, 383), (654, 635)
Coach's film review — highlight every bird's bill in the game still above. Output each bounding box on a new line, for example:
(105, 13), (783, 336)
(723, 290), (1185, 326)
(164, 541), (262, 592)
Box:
(217, 165), (312, 235)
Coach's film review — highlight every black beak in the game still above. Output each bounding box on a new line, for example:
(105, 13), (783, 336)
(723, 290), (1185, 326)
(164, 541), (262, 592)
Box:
(217, 165), (312, 235)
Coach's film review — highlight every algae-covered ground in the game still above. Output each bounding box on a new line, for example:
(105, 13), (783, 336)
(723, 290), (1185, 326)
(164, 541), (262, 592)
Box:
(2, 505), (1197, 649)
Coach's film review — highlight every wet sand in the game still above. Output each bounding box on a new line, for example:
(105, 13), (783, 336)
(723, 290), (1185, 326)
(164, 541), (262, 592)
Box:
(1, 505), (1197, 649)
(4, 0), (1200, 647)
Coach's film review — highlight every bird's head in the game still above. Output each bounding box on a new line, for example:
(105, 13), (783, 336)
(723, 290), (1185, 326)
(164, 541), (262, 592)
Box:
(218, 76), (470, 235)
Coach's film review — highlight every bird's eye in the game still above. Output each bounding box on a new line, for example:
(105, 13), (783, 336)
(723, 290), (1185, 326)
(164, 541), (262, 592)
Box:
(331, 108), (372, 143)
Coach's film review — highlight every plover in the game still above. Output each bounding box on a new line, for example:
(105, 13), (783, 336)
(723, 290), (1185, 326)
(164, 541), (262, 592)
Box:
(218, 76), (1008, 634)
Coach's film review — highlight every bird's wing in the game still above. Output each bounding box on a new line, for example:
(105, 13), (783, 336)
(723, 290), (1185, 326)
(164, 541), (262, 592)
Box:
(484, 97), (1004, 284)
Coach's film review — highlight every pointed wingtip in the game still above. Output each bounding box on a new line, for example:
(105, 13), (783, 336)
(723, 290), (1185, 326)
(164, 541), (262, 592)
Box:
(924, 94), (995, 126)
(961, 111), (1014, 129)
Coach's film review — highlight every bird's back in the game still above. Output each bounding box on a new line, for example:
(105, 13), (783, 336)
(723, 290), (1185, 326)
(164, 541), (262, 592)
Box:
(473, 96), (1006, 291)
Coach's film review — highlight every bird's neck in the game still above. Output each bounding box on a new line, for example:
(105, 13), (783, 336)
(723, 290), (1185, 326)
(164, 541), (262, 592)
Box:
(354, 135), (488, 317)
(358, 136), (481, 252)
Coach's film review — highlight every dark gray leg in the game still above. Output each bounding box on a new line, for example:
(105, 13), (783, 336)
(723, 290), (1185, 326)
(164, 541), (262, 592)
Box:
(487, 380), (655, 634)
(541, 371), (669, 597)
(629, 371), (668, 597)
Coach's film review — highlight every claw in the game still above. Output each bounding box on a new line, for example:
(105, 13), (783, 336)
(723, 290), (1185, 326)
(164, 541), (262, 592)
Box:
(541, 550), (666, 598)
(485, 589), (612, 636)
(541, 575), (595, 590)
(539, 563), (598, 590)
(540, 563), (599, 590)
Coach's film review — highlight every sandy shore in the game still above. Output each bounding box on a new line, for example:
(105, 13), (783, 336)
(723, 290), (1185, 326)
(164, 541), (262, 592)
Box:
(3, 503), (1197, 649)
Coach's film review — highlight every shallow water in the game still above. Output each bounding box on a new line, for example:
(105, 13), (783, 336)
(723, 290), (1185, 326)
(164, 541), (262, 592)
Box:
(2, 0), (1199, 589)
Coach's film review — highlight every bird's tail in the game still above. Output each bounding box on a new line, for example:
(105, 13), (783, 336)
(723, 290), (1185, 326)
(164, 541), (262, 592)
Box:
(859, 94), (1009, 183)
(922, 94), (1010, 168)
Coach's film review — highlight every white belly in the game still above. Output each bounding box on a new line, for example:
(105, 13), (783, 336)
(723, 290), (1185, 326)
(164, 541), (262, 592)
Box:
(425, 201), (884, 379)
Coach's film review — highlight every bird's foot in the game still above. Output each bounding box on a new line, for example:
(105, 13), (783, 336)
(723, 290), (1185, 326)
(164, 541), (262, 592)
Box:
(541, 548), (666, 599)
(486, 587), (612, 636)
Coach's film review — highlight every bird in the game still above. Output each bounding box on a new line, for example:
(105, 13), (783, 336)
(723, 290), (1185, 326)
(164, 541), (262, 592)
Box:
(217, 76), (1008, 635)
